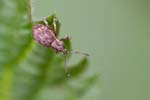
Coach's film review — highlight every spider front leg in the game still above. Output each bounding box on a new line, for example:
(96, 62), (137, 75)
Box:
(60, 35), (71, 41)
(52, 17), (57, 35)
(43, 17), (58, 36)
(43, 17), (49, 26)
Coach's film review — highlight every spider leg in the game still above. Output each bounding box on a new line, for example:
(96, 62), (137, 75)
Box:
(60, 35), (71, 41)
(42, 17), (49, 26)
(52, 17), (57, 35)
(42, 16), (59, 36)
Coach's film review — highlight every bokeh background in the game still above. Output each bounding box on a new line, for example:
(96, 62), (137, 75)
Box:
(32, 0), (150, 100)
(0, 0), (149, 100)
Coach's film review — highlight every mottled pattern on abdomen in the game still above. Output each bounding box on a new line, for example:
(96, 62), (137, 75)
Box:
(32, 24), (56, 47)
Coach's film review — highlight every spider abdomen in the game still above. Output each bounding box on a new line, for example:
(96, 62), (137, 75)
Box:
(32, 24), (56, 47)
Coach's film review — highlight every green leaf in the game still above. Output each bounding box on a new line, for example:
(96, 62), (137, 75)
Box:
(69, 58), (88, 77)
(63, 37), (71, 52)
(34, 14), (60, 37)
(66, 75), (99, 98)
(76, 75), (99, 97)
(0, 0), (91, 100)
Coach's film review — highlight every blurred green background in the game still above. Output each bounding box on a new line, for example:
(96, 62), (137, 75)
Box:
(32, 0), (150, 100)
(0, 0), (149, 100)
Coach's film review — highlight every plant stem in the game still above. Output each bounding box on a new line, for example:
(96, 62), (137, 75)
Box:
(29, 0), (33, 21)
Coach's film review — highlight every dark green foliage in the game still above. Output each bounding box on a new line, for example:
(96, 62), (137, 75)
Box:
(0, 0), (97, 100)
(34, 14), (60, 37)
